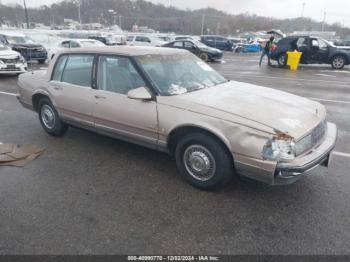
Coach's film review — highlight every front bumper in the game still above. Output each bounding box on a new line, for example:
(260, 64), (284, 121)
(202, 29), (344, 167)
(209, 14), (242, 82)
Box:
(0, 63), (27, 74)
(273, 122), (337, 185)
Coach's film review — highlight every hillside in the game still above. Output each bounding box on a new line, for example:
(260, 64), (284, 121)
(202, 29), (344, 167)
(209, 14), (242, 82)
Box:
(0, 0), (349, 37)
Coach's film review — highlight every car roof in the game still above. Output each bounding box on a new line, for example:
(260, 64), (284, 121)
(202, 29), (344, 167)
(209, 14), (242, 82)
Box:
(57, 46), (188, 56)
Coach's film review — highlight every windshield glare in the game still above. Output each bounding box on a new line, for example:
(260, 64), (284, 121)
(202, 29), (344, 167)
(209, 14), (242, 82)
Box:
(7, 36), (34, 44)
(138, 53), (227, 96)
(0, 43), (9, 50)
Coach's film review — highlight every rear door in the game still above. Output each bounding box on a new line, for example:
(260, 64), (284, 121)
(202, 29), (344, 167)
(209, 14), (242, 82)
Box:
(92, 55), (158, 148)
(296, 37), (309, 63)
(48, 54), (95, 126)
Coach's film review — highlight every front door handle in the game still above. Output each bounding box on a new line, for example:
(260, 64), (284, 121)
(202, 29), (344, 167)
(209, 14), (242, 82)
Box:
(94, 95), (106, 99)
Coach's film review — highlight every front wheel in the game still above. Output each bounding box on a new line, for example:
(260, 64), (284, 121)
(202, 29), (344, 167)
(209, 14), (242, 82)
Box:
(278, 53), (287, 67)
(331, 55), (346, 69)
(175, 133), (234, 190)
(38, 98), (68, 136)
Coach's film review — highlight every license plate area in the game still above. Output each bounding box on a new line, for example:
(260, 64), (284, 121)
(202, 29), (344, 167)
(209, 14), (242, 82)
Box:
(6, 64), (16, 69)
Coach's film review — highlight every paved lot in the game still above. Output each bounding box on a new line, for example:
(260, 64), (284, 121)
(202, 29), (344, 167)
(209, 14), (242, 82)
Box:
(0, 53), (349, 255)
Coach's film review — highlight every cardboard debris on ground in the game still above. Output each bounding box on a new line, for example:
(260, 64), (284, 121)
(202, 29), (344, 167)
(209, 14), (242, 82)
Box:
(0, 143), (44, 167)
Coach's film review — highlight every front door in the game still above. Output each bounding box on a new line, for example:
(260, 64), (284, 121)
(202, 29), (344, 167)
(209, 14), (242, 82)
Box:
(48, 54), (94, 126)
(309, 38), (329, 63)
(92, 55), (158, 148)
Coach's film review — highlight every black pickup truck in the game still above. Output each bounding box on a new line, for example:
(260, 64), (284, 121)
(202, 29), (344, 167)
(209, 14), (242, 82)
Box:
(270, 36), (350, 69)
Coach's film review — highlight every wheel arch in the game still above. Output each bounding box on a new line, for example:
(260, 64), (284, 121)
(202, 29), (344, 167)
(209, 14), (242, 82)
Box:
(167, 124), (233, 160)
(330, 53), (349, 64)
(32, 91), (52, 112)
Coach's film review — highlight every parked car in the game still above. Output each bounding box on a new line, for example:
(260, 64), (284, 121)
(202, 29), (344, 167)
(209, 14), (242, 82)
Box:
(0, 42), (27, 75)
(200, 35), (234, 51)
(162, 39), (222, 61)
(17, 46), (337, 189)
(270, 36), (350, 69)
(0, 31), (47, 64)
(126, 34), (167, 47)
(48, 39), (105, 60)
(235, 43), (261, 53)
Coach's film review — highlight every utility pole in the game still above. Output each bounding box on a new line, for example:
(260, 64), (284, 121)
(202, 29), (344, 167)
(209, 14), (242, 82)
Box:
(23, 0), (29, 29)
(119, 15), (122, 30)
(78, 0), (82, 26)
(322, 12), (327, 32)
(301, 2), (306, 18)
(201, 14), (205, 36)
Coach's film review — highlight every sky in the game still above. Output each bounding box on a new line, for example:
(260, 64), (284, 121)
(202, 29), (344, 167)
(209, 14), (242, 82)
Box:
(3, 0), (350, 27)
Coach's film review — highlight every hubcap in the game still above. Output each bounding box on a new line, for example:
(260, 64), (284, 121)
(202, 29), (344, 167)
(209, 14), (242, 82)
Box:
(279, 55), (286, 65)
(333, 57), (344, 68)
(183, 145), (216, 181)
(41, 104), (55, 129)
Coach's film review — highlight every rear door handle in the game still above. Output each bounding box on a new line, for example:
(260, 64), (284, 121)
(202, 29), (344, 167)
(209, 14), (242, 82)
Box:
(94, 95), (106, 99)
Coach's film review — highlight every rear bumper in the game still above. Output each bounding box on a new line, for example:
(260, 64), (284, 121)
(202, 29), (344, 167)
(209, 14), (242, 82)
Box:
(273, 122), (337, 185)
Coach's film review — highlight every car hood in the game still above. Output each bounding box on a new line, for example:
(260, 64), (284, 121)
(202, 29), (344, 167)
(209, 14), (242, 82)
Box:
(12, 43), (44, 49)
(158, 81), (325, 139)
(0, 49), (20, 58)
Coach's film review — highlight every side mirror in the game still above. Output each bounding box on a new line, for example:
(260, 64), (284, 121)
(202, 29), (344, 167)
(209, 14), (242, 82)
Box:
(127, 87), (152, 101)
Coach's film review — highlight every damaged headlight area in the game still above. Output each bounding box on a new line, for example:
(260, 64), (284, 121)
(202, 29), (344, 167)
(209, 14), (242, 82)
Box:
(262, 137), (295, 161)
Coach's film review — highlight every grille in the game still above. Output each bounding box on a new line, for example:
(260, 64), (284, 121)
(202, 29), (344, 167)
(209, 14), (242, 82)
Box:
(1, 57), (19, 64)
(0, 67), (21, 71)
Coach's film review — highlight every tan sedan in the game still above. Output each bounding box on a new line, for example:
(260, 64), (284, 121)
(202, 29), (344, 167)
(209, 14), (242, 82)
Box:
(17, 46), (337, 189)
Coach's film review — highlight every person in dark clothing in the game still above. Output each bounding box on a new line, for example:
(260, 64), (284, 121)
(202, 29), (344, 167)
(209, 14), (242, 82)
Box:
(259, 36), (275, 66)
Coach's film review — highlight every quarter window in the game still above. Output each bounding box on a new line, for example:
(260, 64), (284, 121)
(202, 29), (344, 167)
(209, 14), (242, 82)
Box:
(61, 55), (94, 87)
(97, 56), (146, 95)
(51, 55), (68, 81)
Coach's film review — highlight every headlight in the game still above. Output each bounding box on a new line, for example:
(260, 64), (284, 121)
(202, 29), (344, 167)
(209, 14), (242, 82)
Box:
(19, 55), (26, 63)
(262, 138), (295, 161)
(295, 134), (313, 156)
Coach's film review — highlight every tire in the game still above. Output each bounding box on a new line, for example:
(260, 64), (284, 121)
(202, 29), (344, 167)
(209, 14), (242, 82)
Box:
(38, 59), (46, 64)
(175, 133), (234, 190)
(199, 53), (209, 62)
(331, 55), (346, 70)
(38, 97), (68, 136)
(278, 53), (287, 67)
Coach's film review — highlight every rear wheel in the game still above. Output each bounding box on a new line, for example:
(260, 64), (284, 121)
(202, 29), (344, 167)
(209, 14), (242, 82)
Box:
(278, 53), (287, 67)
(199, 53), (209, 62)
(331, 55), (346, 69)
(175, 133), (234, 190)
(38, 98), (68, 136)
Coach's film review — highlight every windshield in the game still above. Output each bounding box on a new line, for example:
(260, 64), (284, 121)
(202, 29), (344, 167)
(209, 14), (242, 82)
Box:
(0, 42), (9, 50)
(138, 52), (227, 96)
(7, 36), (34, 44)
(193, 40), (208, 48)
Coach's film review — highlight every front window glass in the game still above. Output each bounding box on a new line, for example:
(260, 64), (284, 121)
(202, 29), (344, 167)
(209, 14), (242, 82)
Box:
(98, 56), (146, 95)
(173, 41), (183, 47)
(137, 53), (227, 96)
(61, 55), (94, 87)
